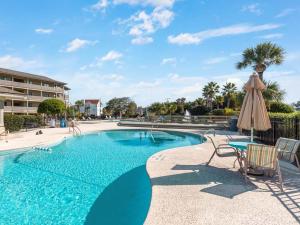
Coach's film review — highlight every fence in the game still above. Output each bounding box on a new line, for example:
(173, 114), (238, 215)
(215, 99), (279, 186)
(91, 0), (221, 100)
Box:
(256, 117), (300, 145)
(123, 115), (231, 124)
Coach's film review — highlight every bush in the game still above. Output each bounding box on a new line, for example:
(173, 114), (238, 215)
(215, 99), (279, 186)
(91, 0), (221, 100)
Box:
(4, 114), (25, 132)
(22, 115), (43, 126)
(190, 105), (210, 116)
(4, 114), (43, 132)
(269, 112), (300, 120)
(269, 102), (294, 113)
(211, 108), (236, 116)
(224, 108), (236, 116)
(211, 109), (225, 115)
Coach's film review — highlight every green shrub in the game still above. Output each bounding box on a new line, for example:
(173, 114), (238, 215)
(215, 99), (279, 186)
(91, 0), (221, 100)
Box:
(269, 102), (294, 113)
(269, 112), (300, 119)
(224, 108), (237, 116)
(4, 114), (43, 132)
(211, 109), (225, 115)
(190, 105), (210, 116)
(4, 114), (25, 132)
(22, 115), (43, 126)
(211, 108), (236, 116)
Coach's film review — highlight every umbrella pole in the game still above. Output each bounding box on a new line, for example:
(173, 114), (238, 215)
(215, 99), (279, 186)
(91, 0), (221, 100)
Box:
(251, 127), (254, 142)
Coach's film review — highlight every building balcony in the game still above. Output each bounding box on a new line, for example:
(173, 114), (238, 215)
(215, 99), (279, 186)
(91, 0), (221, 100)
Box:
(4, 106), (38, 113)
(0, 80), (64, 93)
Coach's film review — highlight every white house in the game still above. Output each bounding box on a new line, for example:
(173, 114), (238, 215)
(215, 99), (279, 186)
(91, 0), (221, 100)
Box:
(83, 99), (101, 117)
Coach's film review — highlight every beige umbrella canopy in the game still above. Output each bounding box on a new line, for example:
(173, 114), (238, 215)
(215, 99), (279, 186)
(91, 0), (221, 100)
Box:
(237, 73), (271, 141)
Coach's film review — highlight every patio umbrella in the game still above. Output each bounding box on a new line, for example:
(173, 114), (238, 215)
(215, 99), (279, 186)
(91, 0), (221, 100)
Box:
(237, 72), (271, 142)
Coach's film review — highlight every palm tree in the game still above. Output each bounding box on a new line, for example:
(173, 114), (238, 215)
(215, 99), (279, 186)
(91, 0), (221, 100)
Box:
(236, 42), (284, 80)
(263, 80), (285, 107)
(215, 96), (224, 109)
(202, 82), (220, 110)
(222, 82), (237, 108)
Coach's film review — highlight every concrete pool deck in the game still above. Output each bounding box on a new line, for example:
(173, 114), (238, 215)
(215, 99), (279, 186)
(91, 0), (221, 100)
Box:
(1, 121), (300, 224)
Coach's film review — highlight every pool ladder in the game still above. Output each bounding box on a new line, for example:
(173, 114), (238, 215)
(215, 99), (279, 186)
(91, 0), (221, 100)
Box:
(72, 125), (82, 136)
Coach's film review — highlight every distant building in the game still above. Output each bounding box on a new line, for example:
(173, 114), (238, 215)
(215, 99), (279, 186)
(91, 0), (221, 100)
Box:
(0, 68), (70, 114)
(136, 106), (145, 116)
(82, 99), (101, 117)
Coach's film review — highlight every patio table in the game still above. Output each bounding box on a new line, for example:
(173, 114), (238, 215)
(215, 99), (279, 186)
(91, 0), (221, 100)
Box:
(228, 141), (254, 151)
(229, 141), (265, 176)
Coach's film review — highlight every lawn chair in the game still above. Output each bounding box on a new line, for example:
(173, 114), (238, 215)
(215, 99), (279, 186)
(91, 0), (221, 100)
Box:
(244, 144), (283, 192)
(206, 135), (239, 166)
(275, 138), (300, 169)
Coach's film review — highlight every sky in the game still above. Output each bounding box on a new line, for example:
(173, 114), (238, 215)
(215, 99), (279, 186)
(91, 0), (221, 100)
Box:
(0, 0), (299, 106)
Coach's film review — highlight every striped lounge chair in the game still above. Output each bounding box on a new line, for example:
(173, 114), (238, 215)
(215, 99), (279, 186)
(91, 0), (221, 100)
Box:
(244, 144), (283, 192)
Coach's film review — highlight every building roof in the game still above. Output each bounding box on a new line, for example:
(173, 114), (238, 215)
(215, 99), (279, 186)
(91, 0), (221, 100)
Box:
(0, 86), (25, 95)
(0, 67), (66, 85)
(85, 99), (100, 104)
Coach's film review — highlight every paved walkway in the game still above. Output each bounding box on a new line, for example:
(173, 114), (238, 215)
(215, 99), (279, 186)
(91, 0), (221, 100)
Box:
(1, 122), (300, 224)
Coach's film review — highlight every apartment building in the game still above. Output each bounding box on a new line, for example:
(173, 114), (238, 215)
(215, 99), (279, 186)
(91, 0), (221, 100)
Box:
(0, 68), (70, 114)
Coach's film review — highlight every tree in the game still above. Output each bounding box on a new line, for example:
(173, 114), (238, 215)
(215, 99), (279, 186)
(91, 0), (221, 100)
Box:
(235, 91), (246, 109)
(126, 102), (137, 117)
(38, 98), (66, 116)
(105, 97), (136, 117)
(263, 80), (285, 107)
(175, 98), (186, 114)
(215, 96), (224, 109)
(148, 102), (163, 115)
(202, 82), (220, 110)
(166, 103), (177, 116)
(193, 98), (205, 107)
(236, 42), (284, 80)
(222, 82), (237, 108)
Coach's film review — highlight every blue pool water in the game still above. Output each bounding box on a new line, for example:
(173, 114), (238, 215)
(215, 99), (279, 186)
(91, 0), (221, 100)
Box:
(0, 129), (204, 225)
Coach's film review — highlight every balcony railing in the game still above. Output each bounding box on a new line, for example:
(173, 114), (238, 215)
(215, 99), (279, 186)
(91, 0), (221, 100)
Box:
(4, 106), (38, 113)
(0, 80), (65, 93)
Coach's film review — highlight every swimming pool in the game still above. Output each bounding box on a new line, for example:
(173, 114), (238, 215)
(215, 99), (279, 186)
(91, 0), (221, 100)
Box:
(0, 129), (204, 225)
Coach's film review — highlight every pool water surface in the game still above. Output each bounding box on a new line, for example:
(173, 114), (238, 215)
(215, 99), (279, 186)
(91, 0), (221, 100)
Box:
(0, 129), (204, 225)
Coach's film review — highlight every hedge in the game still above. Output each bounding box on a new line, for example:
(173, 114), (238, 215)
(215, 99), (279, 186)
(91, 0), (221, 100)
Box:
(4, 114), (43, 132)
(268, 112), (300, 120)
(269, 101), (295, 113)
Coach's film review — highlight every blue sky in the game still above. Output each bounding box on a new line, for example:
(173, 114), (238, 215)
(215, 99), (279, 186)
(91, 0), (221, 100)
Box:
(0, 0), (299, 106)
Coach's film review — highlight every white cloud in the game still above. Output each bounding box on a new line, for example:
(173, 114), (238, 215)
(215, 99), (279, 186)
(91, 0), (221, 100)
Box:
(88, 0), (175, 12)
(35, 28), (53, 34)
(113, 0), (175, 8)
(101, 50), (123, 61)
(203, 57), (228, 65)
(0, 55), (41, 70)
(64, 38), (97, 53)
(275, 8), (296, 18)
(161, 57), (176, 65)
(242, 3), (262, 15)
(168, 23), (281, 45)
(131, 36), (153, 45)
(259, 33), (284, 39)
(91, 0), (109, 10)
(120, 7), (174, 45)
